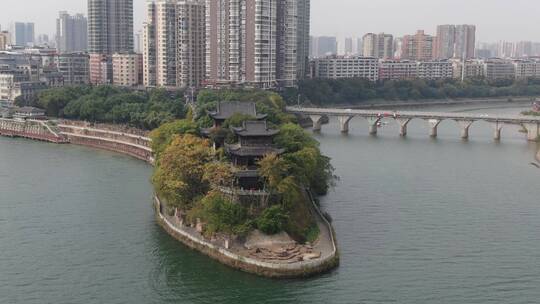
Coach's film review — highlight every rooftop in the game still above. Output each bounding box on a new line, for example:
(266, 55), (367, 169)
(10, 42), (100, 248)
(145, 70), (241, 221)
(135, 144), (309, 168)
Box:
(232, 121), (280, 137)
(226, 144), (285, 157)
(208, 101), (267, 121)
(15, 106), (45, 114)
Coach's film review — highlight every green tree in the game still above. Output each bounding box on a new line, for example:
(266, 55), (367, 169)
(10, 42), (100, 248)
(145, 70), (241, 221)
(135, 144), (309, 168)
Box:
(150, 119), (200, 159)
(274, 123), (318, 153)
(256, 205), (289, 235)
(152, 134), (214, 209)
(190, 191), (249, 236)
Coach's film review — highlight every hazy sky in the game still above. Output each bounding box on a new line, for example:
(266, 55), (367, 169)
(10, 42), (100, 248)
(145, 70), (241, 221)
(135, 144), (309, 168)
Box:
(1, 0), (539, 43)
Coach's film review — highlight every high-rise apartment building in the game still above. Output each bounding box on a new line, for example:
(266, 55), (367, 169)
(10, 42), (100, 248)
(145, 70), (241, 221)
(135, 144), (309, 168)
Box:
(356, 37), (363, 55)
(344, 38), (353, 55)
(514, 41), (534, 58)
(312, 36), (337, 58)
(143, 0), (206, 88)
(454, 25), (475, 59)
(362, 33), (393, 59)
(88, 0), (133, 54)
(378, 34), (394, 59)
(277, 0), (311, 87)
(11, 22), (35, 46)
(56, 12), (88, 53)
(176, 0), (206, 88)
(402, 30), (435, 61)
(205, 0), (310, 88)
(434, 25), (455, 59)
(37, 34), (51, 46)
(134, 30), (143, 53)
(0, 31), (10, 50)
(393, 37), (403, 59)
(362, 33), (376, 57)
(497, 41), (514, 58)
(434, 25), (475, 59)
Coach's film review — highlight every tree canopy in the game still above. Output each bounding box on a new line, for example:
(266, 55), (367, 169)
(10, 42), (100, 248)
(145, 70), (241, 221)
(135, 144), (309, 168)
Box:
(282, 77), (540, 106)
(22, 85), (187, 130)
(152, 134), (214, 209)
(151, 91), (336, 242)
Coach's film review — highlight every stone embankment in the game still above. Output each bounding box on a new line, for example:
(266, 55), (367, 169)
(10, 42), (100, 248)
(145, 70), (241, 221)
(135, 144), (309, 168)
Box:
(2, 118), (339, 278)
(155, 195), (339, 278)
(0, 119), (153, 163)
(57, 121), (154, 163)
(0, 118), (68, 143)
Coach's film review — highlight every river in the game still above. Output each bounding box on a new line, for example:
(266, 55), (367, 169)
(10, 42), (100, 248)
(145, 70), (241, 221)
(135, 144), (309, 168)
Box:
(1, 103), (539, 304)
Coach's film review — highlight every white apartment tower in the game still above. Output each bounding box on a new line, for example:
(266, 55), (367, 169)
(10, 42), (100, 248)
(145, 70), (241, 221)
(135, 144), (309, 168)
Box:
(434, 24), (476, 59)
(362, 33), (393, 59)
(176, 0), (206, 88)
(143, 0), (206, 88)
(206, 0), (310, 88)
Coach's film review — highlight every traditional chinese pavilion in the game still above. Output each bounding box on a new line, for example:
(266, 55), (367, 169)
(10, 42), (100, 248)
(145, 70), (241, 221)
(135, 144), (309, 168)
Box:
(226, 120), (285, 190)
(227, 121), (284, 167)
(208, 101), (267, 128)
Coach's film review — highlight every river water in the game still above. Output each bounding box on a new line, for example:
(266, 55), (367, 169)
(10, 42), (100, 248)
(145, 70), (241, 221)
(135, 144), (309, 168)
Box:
(1, 103), (539, 304)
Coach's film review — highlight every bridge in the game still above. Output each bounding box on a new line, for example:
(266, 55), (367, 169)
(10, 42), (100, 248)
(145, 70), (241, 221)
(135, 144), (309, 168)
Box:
(286, 107), (540, 141)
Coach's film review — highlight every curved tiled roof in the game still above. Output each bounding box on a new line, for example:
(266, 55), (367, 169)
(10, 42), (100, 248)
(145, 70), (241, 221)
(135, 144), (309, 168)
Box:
(208, 101), (267, 120)
(232, 121), (279, 137)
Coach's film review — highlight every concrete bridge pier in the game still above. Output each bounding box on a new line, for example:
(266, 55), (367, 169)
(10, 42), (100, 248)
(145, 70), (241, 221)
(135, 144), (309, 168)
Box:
(396, 118), (412, 137)
(309, 115), (324, 132)
(491, 121), (504, 141)
(456, 120), (475, 140)
(426, 119), (443, 138)
(522, 122), (540, 141)
(338, 115), (355, 133)
(367, 116), (382, 135)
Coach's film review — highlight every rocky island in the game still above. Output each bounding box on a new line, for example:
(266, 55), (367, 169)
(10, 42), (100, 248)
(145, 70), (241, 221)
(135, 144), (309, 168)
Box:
(0, 85), (339, 278)
(150, 91), (339, 278)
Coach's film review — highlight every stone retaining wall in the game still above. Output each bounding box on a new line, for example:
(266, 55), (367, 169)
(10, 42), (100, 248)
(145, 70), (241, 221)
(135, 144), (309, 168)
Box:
(154, 196), (339, 278)
(57, 124), (154, 164)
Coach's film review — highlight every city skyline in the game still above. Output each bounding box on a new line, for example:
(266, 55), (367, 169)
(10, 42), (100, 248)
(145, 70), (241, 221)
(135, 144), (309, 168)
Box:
(0, 0), (540, 43)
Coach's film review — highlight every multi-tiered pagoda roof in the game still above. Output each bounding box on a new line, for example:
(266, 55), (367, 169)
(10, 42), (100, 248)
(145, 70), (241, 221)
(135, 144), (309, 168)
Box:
(208, 101), (267, 127)
(226, 121), (284, 166)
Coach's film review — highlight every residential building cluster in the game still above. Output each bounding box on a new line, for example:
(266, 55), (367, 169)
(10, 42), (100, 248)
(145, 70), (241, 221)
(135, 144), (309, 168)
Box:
(311, 24), (477, 61)
(0, 49), (89, 103)
(87, 0), (137, 85)
(5, 0), (540, 105)
(311, 55), (540, 82)
(0, 0), (311, 104)
(142, 0), (310, 89)
(477, 41), (540, 59)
